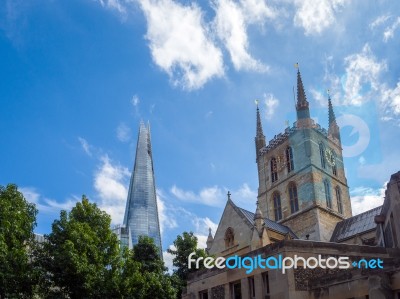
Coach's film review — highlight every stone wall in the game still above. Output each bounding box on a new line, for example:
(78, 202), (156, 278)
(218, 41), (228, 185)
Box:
(209, 201), (253, 256)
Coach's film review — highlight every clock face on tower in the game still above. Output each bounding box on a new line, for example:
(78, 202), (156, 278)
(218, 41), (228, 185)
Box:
(325, 148), (336, 167)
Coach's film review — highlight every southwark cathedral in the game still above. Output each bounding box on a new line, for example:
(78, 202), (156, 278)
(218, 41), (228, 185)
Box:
(184, 69), (400, 299)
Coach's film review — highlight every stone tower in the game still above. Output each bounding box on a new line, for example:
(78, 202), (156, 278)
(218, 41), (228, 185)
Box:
(123, 121), (162, 256)
(255, 68), (352, 241)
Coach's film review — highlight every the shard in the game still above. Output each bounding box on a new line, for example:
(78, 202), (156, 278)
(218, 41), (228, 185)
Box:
(123, 121), (162, 256)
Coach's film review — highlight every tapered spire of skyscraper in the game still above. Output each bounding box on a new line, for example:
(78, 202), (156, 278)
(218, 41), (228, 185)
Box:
(123, 121), (162, 256)
(255, 100), (266, 160)
(295, 64), (311, 120)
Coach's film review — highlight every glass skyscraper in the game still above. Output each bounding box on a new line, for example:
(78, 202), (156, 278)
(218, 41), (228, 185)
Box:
(123, 121), (162, 256)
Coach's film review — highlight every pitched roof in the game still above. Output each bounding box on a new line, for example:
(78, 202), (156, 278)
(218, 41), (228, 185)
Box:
(330, 206), (382, 242)
(236, 206), (298, 238)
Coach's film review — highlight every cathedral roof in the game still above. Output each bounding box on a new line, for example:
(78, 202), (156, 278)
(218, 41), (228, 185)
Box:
(236, 206), (298, 238)
(330, 206), (382, 243)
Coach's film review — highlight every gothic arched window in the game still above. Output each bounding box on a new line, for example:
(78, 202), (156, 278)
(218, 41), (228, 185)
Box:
(319, 143), (326, 169)
(289, 183), (299, 213)
(273, 192), (282, 221)
(332, 160), (337, 176)
(271, 157), (278, 183)
(286, 146), (294, 173)
(324, 179), (332, 208)
(225, 227), (234, 248)
(336, 186), (343, 214)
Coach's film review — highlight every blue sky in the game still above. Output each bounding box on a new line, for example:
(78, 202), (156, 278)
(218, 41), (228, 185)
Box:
(1, 0), (400, 267)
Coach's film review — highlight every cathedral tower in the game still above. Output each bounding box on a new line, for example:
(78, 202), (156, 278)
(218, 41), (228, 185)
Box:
(255, 68), (352, 241)
(123, 121), (162, 255)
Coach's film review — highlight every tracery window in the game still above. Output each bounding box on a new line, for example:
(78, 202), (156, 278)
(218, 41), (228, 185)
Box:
(271, 157), (278, 183)
(273, 192), (282, 221)
(225, 227), (234, 248)
(324, 180), (332, 209)
(286, 146), (294, 173)
(289, 183), (299, 213)
(335, 186), (343, 214)
(319, 143), (326, 169)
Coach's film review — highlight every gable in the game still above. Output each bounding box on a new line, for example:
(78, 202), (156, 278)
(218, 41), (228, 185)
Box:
(208, 200), (253, 256)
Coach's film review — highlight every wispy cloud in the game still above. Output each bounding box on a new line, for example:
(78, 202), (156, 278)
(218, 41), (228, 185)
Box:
(170, 183), (256, 207)
(350, 185), (385, 215)
(213, 0), (267, 72)
(239, 0), (277, 24)
(20, 187), (80, 215)
(20, 186), (40, 203)
(116, 123), (131, 142)
(163, 245), (176, 272)
(342, 44), (386, 105)
(157, 189), (178, 233)
(170, 185), (224, 207)
(131, 94), (140, 107)
(381, 81), (400, 117)
(97, 0), (127, 16)
(263, 93), (279, 120)
(369, 14), (390, 30)
(139, 0), (224, 90)
(293, 0), (348, 35)
(383, 16), (400, 42)
(78, 137), (93, 157)
(93, 155), (130, 224)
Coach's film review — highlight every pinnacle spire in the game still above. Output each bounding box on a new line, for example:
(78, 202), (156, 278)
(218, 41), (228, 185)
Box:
(295, 65), (310, 120)
(255, 101), (266, 159)
(328, 94), (336, 126)
(327, 93), (341, 142)
(254, 201), (263, 220)
(256, 101), (264, 137)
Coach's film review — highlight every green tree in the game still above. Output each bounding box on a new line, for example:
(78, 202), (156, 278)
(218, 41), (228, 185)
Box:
(0, 184), (38, 298)
(168, 232), (208, 298)
(39, 195), (121, 298)
(120, 236), (176, 299)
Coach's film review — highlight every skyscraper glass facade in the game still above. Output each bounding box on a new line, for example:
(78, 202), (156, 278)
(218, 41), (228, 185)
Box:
(123, 122), (162, 256)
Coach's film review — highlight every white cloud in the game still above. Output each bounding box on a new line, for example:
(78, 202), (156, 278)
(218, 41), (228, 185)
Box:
(350, 185), (385, 215)
(20, 187), (40, 203)
(213, 0), (267, 72)
(369, 14), (390, 30)
(78, 137), (92, 157)
(116, 123), (131, 142)
(157, 189), (178, 233)
(170, 183), (257, 208)
(170, 184), (224, 207)
(175, 207), (218, 249)
(239, 0), (277, 24)
(94, 155), (130, 224)
(163, 245), (176, 272)
(263, 93), (279, 119)
(139, 0), (224, 90)
(381, 81), (400, 117)
(342, 44), (386, 105)
(20, 187), (80, 214)
(293, 0), (347, 35)
(44, 196), (80, 211)
(97, 0), (127, 15)
(383, 17), (400, 42)
(131, 94), (140, 107)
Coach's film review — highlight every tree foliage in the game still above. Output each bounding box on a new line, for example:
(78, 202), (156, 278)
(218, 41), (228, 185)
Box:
(0, 184), (38, 298)
(168, 232), (208, 298)
(120, 236), (176, 299)
(39, 195), (121, 298)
